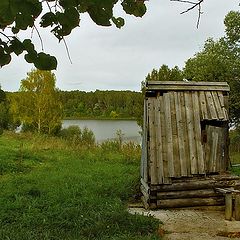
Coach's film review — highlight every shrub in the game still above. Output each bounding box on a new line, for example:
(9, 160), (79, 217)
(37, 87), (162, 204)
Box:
(59, 125), (95, 147)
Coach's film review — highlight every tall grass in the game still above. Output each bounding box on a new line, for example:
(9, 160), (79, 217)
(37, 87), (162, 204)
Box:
(0, 132), (161, 240)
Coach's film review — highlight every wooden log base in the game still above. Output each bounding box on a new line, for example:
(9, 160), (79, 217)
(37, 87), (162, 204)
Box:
(157, 197), (224, 208)
(141, 175), (240, 210)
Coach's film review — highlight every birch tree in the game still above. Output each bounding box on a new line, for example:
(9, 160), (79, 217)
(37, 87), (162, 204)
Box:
(10, 69), (62, 134)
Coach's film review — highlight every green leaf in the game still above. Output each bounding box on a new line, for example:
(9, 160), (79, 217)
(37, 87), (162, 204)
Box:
(23, 39), (35, 52)
(0, 50), (11, 67)
(40, 12), (57, 28)
(15, 13), (34, 30)
(9, 38), (24, 56)
(59, 0), (79, 9)
(24, 50), (37, 63)
(0, 0), (17, 27)
(12, 27), (20, 34)
(112, 17), (125, 29)
(34, 52), (57, 70)
(87, 6), (112, 26)
(121, 0), (146, 17)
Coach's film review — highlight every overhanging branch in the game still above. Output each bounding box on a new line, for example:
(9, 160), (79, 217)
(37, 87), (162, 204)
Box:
(171, 0), (204, 28)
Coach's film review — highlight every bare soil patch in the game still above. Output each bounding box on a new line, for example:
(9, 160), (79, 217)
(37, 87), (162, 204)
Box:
(129, 208), (240, 240)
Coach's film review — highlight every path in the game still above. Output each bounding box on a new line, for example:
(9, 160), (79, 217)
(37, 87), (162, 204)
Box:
(129, 208), (240, 239)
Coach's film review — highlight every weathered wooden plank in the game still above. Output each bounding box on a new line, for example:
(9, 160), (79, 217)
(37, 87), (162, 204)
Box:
(235, 194), (240, 220)
(146, 81), (230, 92)
(147, 85), (230, 92)
(160, 95), (171, 184)
(157, 197), (224, 208)
(204, 125), (211, 173)
(155, 95), (164, 184)
(217, 92), (228, 120)
(157, 189), (221, 200)
(210, 127), (219, 173)
(217, 91), (225, 107)
(164, 93), (175, 177)
(199, 91), (208, 120)
(223, 93), (229, 119)
(141, 99), (148, 181)
(148, 98), (158, 184)
(180, 92), (191, 176)
(170, 92), (181, 177)
(157, 179), (240, 191)
(192, 91), (205, 174)
(174, 92), (188, 176)
(147, 81), (230, 86)
(184, 91), (198, 174)
(205, 91), (218, 120)
(225, 193), (233, 220)
(212, 91), (225, 120)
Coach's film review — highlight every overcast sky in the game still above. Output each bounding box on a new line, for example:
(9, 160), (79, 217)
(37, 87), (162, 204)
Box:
(0, 0), (239, 92)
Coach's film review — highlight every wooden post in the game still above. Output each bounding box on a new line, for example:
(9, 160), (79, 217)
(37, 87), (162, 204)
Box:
(235, 194), (240, 221)
(225, 193), (232, 220)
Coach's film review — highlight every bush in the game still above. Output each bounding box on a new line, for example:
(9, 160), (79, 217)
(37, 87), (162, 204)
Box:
(59, 125), (95, 146)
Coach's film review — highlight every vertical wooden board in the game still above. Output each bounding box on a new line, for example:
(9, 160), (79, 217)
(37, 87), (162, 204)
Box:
(163, 93), (175, 177)
(192, 92), (205, 174)
(147, 99), (152, 179)
(223, 93), (229, 119)
(212, 91), (225, 120)
(148, 98), (158, 184)
(209, 126), (218, 173)
(156, 95), (164, 184)
(170, 92), (181, 177)
(199, 91), (208, 120)
(205, 91), (218, 120)
(141, 99), (148, 182)
(217, 91), (228, 120)
(217, 91), (225, 107)
(180, 92), (191, 176)
(204, 125), (211, 173)
(215, 127), (225, 172)
(223, 126), (230, 171)
(160, 95), (171, 184)
(174, 92), (187, 176)
(212, 130), (219, 173)
(184, 91), (198, 174)
(140, 99), (147, 180)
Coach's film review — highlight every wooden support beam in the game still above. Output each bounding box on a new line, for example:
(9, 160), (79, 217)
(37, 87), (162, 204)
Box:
(235, 194), (240, 221)
(225, 193), (233, 220)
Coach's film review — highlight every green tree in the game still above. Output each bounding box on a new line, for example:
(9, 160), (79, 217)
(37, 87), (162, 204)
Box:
(144, 65), (183, 83)
(0, 87), (13, 133)
(0, 0), (147, 70)
(184, 11), (240, 125)
(10, 69), (62, 134)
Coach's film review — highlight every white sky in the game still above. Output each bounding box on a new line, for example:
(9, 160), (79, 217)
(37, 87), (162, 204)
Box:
(0, 0), (239, 92)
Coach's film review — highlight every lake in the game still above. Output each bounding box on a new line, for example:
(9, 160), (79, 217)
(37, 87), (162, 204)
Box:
(62, 119), (142, 143)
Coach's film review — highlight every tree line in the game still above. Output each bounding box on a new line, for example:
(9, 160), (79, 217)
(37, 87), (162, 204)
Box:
(59, 90), (143, 120)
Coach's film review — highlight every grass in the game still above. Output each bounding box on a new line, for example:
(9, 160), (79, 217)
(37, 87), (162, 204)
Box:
(0, 132), (161, 240)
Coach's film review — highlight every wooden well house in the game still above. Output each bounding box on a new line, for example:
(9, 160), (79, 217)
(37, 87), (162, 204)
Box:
(141, 81), (240, 209)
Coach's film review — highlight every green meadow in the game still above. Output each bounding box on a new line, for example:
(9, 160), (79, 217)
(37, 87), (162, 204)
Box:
(0, 132), (160, 240)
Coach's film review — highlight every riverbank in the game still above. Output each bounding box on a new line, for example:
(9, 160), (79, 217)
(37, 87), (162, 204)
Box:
(0, 132), (161, 240)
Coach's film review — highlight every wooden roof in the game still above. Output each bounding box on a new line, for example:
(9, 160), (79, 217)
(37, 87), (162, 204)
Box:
(146, 81), (230, 92)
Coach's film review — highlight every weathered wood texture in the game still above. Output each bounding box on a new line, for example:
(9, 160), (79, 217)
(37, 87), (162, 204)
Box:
(141, 81), (231, 209)
(141, 175), (240, 209)
(144, 89), (229, 185)
(146, 81), (230, 92)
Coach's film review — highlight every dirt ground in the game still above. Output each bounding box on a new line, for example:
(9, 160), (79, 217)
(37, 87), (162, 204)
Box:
(129, 208), (240, 240)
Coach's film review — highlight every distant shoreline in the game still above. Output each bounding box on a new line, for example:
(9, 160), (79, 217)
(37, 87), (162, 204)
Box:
(63, 117), (137, 121)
